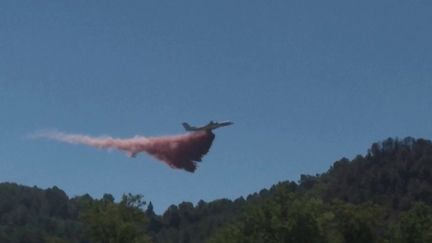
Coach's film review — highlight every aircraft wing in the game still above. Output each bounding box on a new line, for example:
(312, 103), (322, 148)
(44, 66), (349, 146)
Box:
(182, 121), (233, 131)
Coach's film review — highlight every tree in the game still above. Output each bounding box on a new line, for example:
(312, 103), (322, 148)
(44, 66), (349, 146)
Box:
(81, 194), (151, 243)
(396, 202), (432, 243)
(209, 191), (328, 243)
(331, 202), (383, 243)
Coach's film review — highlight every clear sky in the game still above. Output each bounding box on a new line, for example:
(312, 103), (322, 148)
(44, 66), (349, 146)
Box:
(1, 0), (431, 213)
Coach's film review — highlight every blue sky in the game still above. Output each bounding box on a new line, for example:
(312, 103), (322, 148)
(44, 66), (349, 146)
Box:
(1, 0), (431, 213)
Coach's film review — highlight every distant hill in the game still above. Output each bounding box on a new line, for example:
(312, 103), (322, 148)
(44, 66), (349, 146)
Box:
(0, 137), (431, 242)
(0, 183), (86, 242)
(152, 137), (432, 242)
(319, 137), (432, 208)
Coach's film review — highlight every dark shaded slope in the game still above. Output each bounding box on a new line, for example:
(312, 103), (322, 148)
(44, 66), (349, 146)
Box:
(318, 137), (432, 209)
(0, 183), (87, 243)
(0, 137), (431, 242)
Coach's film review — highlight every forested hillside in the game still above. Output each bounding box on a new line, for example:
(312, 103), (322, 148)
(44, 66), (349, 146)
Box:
(1, 137), (431, 242)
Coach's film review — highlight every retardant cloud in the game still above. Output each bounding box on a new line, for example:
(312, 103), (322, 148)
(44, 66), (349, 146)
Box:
(33, 130), (215, 172)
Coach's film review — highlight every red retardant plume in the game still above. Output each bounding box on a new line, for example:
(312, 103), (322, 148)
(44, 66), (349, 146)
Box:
(34, 130), (215, 172)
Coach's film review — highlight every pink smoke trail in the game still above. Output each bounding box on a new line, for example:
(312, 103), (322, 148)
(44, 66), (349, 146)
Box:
(34, 130), (215, 172)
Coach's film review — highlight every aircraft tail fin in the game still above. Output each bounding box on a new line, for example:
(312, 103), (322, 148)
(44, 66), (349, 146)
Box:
(182, 122), (194, 131)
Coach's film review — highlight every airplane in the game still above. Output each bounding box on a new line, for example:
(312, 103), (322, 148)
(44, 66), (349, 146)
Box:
(182, 120), (233, 131)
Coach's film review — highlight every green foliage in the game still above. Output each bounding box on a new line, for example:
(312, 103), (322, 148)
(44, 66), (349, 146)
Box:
(321, 137), (432, 209)
(209, 197), (390, 243)
(0, 137), (432, 243)
(209, 189), (328, 243)
(0, 183), (86, 243)
(151, 198), (245, 243)
(330, 201), (385, 243)
(81, 193), (151, 243)
(0, 184), (152, 243)
(394, 202), (432, 243)
(208, 136), (432, 243)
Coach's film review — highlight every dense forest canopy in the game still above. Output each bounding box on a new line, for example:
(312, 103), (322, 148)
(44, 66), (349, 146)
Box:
(0, 137), (431, 242)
